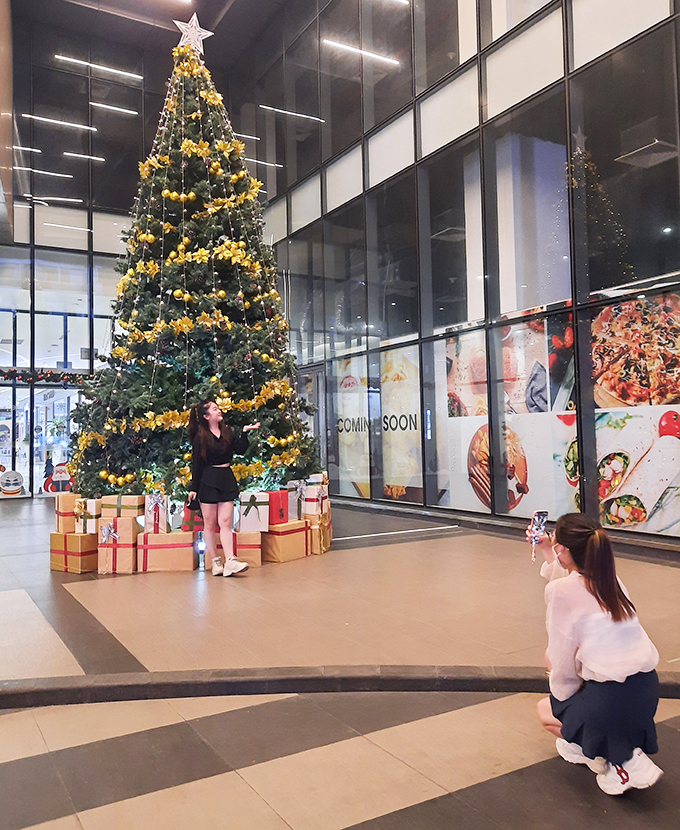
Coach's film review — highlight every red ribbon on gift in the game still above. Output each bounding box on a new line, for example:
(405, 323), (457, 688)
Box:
(138, 534), (192, 571)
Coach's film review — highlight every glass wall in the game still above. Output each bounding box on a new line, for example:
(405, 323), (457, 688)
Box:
(267, 1), (680, 542)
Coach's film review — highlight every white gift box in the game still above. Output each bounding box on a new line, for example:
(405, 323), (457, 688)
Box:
(144, 494), (171, 534)
(75, 498), (102, 534)
(303, 484), (329, 515)
(287, 480), (306, 521)
(236, 491), (270, 532)
(307, 473), (324, 484)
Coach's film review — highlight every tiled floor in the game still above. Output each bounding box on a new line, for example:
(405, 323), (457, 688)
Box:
(1, 692), (679, 830)
(2, 498), (680, 827)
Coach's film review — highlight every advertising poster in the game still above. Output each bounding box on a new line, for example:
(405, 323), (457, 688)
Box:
(380, 345), (422, 501)
(591, 292), (680, 535)
(334, 356), (370, 498)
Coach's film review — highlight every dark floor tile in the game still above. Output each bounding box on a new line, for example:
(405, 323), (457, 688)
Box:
(347, 792), (505, 830)
(305, 691), (506, 735)
(189, 694), (359, 768)
(330, 505), (456, 538)
(53, 721), (230, 811)
(0, 754), (76, 830)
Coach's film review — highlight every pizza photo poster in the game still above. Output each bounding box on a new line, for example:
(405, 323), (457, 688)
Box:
(334, 355), (371, 498)
(380, 345), (423, 501)
(592, 293), (680, 535)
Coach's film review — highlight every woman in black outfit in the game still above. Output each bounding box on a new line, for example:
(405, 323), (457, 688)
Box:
(188, 400), (259, 576)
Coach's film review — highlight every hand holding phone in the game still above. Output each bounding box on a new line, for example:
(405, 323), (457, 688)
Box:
(528, 510), (549, 564)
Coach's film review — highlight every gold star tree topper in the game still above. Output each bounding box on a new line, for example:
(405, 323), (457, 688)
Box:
(173, 13), (214, 55)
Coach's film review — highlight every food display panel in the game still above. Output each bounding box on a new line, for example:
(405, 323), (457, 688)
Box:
(592, 294), (680, 534)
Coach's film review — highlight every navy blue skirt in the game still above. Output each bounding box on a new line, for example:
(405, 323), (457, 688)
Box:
(198, 465), (239, 504)
(551, 670), (659, 765)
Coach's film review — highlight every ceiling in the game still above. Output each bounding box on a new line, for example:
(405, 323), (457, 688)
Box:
(10, 0), (286, 73)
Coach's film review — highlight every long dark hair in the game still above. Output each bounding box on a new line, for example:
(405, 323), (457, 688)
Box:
(188, 400), (232, 462)
(554, 513), (635, 622)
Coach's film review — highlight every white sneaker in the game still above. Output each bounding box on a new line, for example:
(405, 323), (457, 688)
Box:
(555, 738), (607, 774)
(596, 748), (663, 795)
(223, 557), (249, 576)
(211, 557), (224, 576)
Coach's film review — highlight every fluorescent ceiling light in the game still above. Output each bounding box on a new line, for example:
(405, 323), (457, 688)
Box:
(54, 55), (143, 81)
(91, 102), (139, 116)
(64, 151), (106, 162)
(22, 114), (97, 132)
(15, 166), (74, 178)
(43, 223), (92, 232)
(322, 39), (400, 66)
(21, 194), (49, 206)
(245, 157), (284, 169)
(233, 132), (260, 141)
(31, 195), (84, 203)
(13, 145), (41, 153)
(259, 104), (325, 123)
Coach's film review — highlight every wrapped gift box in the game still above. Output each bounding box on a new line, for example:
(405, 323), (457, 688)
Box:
(75, 498), (102, 534)
(303, 512), (332, 555)
(144, 494), (171, 534)
(287, 480), (305, 521)
(267, 490), (288, 525)
(262, 520), (309, 563)
(303, 484), (329, 516)
(98, 517), (140, 574)
(50, 532), (98, 573)
(236, 491), (269, 532)
(55, 492), (82, 533)
(138, 531), (197, 572)
(101, 495), (145, 518)
(180, 505), (220, 533)
(205, 532), (262, 569)
(306, 471), (328, 485)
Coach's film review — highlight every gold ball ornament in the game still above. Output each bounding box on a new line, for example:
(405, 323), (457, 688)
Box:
(99, 470), (109, 479)
(162, 188), (170, 198)
(183, 236), (191, 245)
(217, 290), (226, 299)
(125, 473), (135, 482)
(182, 292), (192, 302)
(108, 474), (117, 485)
(182, 451), (192, 461)
(209, 376), (218, 383)
(171, 191), (179, 201)
(173, 289), (183, 299)
(188, 192), (196, 201)
(117, 476), (125, 487)
(147, 234), (155, 243)
(244, 300), (250, 309)
(278, 403), (285, 410)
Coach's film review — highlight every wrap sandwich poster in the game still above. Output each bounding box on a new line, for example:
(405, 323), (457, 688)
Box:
(596, 408), (680, 535)
(333, 355), (370, 498)
(380, 345), (422, 501)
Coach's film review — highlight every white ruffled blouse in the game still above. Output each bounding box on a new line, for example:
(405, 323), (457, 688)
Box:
(541, 559), (659, 701)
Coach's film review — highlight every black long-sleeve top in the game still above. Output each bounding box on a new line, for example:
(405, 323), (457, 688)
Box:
(190, 427), (249, 492)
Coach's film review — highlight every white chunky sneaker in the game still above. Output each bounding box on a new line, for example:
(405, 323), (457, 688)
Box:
(596, 748), (663, 795)
(555, 738), (607, 774)
(223, 557), (249, 576)
(211, 557), (224, 576)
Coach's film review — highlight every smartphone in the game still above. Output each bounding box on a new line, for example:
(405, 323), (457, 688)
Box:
(529, 510), (549, 563)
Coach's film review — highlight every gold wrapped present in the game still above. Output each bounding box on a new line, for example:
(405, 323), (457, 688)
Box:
(97, 517), (140, 574)
(101, 495), (145, 518)
(50, 532), (98, 573)
(138, 531), (197, 572)
(55, 492), (82, 533)
(262, 520), (308, 563)
(303, 512), (332, 555)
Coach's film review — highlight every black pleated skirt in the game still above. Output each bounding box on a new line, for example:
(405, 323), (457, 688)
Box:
(198, 465), (239, 504)
(551, 670), (659, 765)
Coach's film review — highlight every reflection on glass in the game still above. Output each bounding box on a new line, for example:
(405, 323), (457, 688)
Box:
(486, 0), (550, 43)
(284, 22), (321, 184)
(0, 247), (31, 311)
(376, 344), (423, 502)
(419, 136), (484, 334)
(494, 313), (577, 518)
(570, 27), (680, 297)
(320, 0), (362, 159)
(425, 330), (490, 512)
(0, 386), (30, 497)
(288, 220), (325, 364)
(93, 256), (119, 316)
(35, 250), (89, 313)
(34, 314), (66, 369)
(366, 172), (418, 344)
(328, 354), (370, 497)
(484, 87), (571, 314)
(255, 59), (288, 198)
(94, 317), (113, 362)
(324, 199), (366, 356)
(33, 387), (79, 496)
(361, 0), (413, 130)
(67, 316), (89, 369)
(414, 0), (474, 93)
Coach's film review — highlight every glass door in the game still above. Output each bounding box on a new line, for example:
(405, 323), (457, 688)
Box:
(297, 364), (327, 469)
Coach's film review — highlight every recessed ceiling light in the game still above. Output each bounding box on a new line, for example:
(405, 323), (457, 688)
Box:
(32, 196), (84, 203)
(91, 102), (138, 116)
(22, 114), (96, 132)
(13, 145), (41, 153)
(322, 39), (400, 66)
(64, 151), (106, 162)
(14, 166), (74, 178)
(43, 223), (92, 232)
(54, 55), (143, 81)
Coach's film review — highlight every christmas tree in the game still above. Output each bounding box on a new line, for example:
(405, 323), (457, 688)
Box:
(69, 20), (319, 499)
